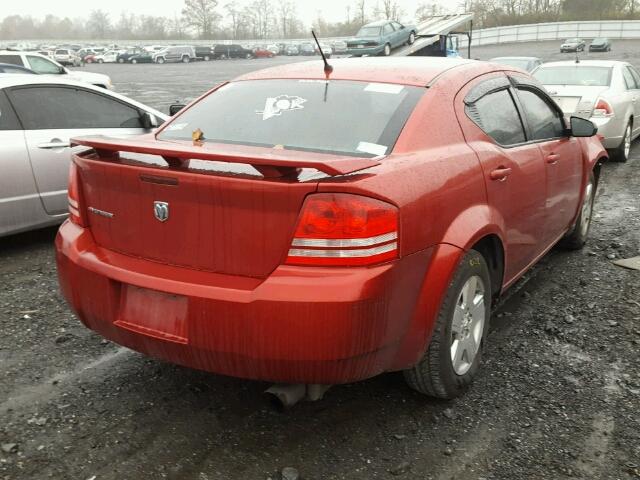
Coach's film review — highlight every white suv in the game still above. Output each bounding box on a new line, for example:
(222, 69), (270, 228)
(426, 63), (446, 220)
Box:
(0, 51), (113, 90)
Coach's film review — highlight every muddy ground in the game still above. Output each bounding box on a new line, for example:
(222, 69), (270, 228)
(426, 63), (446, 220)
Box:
(1, 41), (640, 480)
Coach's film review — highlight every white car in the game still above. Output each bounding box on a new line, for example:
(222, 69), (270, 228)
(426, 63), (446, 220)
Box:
(54, 48), (81, 66)
(0, 75), (167, 237)
(94, 50), (119, 63)
(0, 51), (114, 90)
(533, 60), (640, 162)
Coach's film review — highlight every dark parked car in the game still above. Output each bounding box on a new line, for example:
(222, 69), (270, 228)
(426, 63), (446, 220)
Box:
(299, 42), (316, 56)
(0, 63), (36, 74)
(560, 38), (586, 53)
(589, 38), (612, 52)
(127, 52), (154, 64)
(194, 46), (213, 61)
(117, 48), (145, 63)
(347, 20), (417, 57)
(213, 44), (254, 59)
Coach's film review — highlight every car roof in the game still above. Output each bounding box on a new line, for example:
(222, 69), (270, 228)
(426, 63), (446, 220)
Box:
(364, 20), (390, 27)
(235, 57), (475, 87)
(490, 56), (540, 61)
(538, 60), (626, 68)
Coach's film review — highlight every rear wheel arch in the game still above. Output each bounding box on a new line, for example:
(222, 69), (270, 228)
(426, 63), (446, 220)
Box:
(470, 234), (505, 302)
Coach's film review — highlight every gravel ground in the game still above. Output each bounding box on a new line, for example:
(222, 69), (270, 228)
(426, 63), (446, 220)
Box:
(1, 40), (640, 480)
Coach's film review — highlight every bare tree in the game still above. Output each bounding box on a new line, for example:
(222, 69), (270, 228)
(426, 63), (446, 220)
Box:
(87, 10), (111, 39)
(278, 0), (295, 38)
(182, 0), (220, 39)
(355, 0), (367, 24)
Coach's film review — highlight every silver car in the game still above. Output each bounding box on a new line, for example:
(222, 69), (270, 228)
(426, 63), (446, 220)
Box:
(489, 56), (542, 73)
(0, 75), (167, 237)
(533, 60), (640, 162)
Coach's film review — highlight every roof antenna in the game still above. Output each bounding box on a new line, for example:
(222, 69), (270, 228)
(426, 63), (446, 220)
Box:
(312, 30), (333, 78)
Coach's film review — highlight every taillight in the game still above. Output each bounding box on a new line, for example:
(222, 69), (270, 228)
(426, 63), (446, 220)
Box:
(67, 161), (86, 226)
(592, 98), (614, 117)
(286, 193), (398, 267)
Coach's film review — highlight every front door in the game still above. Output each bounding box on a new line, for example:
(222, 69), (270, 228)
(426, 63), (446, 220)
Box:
(510, 82), (583, 243)
(456, 74), (548, 283)
(7, 85), (149, 215)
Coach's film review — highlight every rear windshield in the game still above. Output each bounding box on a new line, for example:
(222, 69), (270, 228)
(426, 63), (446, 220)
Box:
(357, 26), (382, 37)
(533, 66), (612, 86)
(158, 79), (424, 157)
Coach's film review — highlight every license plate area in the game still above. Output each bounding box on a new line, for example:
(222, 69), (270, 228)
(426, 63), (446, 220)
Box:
(115, 286), (188, 344)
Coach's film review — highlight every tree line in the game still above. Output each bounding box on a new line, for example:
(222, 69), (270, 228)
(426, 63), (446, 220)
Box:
(1, 0), (639, 41)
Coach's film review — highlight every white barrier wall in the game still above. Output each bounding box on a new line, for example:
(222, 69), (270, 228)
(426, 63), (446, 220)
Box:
(461, 20), (640, 47)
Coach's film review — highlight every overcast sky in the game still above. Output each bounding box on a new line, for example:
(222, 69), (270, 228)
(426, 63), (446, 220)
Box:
(6, 0), (457, 24)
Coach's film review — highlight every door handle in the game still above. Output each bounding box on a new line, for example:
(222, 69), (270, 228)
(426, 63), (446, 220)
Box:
(546, 153), (560, 164)
(490, 167), (512, 181)
(37, 141), (70, 149)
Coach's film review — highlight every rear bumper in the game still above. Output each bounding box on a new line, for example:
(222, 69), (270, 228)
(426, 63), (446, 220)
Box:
(56, 221), (436, 384)
(347, 45), (384, 56)
(590, 116), (624, 149)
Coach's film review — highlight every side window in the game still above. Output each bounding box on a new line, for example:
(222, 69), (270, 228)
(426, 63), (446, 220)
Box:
(516, 88), (566, 140)
(0, 54), (23, 66)
(392, 21), (403, 30)
(26, 56), (61, 74)
(466, 88), (526, 146)
(0, 91), (21, 130)
(8, 86), (143, 130)
(622, 67), (637, 90)
(383, 24), (395, 35)
(629, 67), (640, 88)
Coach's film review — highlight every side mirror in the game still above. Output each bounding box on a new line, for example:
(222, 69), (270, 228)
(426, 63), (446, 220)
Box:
(169, 104), (186, 116)
(140, 111), (160, 129)
(58, 65), (67, 74)
(570, 116), (597, 137)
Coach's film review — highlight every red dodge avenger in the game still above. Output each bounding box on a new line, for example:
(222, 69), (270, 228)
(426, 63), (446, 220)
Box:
(56, 57), (606, 400)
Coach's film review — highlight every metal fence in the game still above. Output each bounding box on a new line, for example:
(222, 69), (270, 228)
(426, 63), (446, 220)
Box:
(460, 20), (640, 47)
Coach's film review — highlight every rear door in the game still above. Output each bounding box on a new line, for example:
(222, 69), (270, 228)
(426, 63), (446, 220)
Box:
(510, 77), (583, 244)
(0, 90), (43, 236)
(7, 85), (150, 215)
(0, 53), (25, 67)
(457, 74), (548, 282)
(622, 65), (640, 137)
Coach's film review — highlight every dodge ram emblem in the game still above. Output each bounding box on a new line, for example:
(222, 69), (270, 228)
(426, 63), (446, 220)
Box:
(153, 201), (169, 222)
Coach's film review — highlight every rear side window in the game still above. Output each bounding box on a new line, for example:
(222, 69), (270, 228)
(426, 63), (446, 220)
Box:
(0, 91), (21, 130)
(466, 89), (526, 146)
(516, 88), (565, 140)
(158, 79), (424, 157)
(622, 67), (638, 90)
(9, 86), (143, 130)
(0, 54), (23, 66)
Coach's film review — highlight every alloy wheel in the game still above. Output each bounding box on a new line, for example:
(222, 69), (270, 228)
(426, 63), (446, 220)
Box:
(450, 275), (486, 376)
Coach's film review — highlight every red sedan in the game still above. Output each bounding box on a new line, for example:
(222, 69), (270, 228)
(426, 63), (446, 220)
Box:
(56, 57), (606, 399)
(253, 47), (275, 58)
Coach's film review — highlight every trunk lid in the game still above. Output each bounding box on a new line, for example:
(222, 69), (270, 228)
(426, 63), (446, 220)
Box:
(72, 136), (378, 278)
(544, 85), (610, 117)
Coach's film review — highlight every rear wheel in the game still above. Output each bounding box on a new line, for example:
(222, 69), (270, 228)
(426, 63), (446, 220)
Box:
(118, 58), (124, 63)
(131, 58), (138, 64)
(382, 43), (391, 56)
(204, 55), (210, 61)
(98, 59), (104, 64)
(408, 32), (416, 45)
(182, 55), (190, 63)
(562, 172), (596, 250)
(156, 57), (165, 64)
(404, 249), (491, 399)
(611, 121), (632, 162)
(246, 53), (253, 59)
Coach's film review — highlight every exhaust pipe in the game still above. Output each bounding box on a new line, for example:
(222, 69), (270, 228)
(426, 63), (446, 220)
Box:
(265, 384), (332, 409)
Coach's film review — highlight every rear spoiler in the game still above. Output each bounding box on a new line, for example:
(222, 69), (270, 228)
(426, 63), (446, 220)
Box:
(70, 135), (381, 177)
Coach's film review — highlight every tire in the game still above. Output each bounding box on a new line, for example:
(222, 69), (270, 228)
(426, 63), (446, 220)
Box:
(561, 172), (596, 250)
(131, 59), (137, 64)
(182, 56), (190, 63)
(611, 121), (632, 162)
(408, 32), (416, 45)
(118, 58), (124, 63)
(204, 55), (210, 61)
(246, 53), (253, 59)
(220, 54), (227, 60)
(382, 43), (391, 56)
(156, 57), (165, 64)
(404, 249), (491, 399)
(98, 59), (104, 64)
